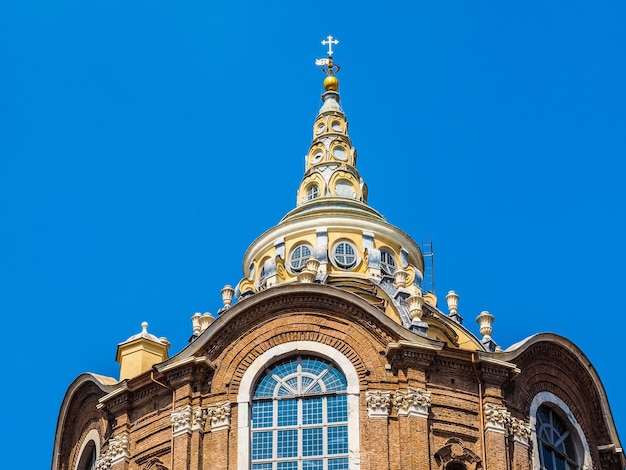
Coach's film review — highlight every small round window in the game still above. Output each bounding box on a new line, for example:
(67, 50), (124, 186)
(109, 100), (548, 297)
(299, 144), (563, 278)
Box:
(380, 249), (397, 275)
(289, 244), (312, 272)
(331, 120), (342, 132)
(306, 184), (319, 200)
(333, 241), (358, 269)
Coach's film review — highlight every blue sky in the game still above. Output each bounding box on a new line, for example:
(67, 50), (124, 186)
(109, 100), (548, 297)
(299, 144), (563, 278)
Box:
(1, 2), (625, 467)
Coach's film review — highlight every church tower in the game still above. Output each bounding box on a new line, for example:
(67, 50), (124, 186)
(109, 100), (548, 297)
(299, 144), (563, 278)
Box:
(52, 38), (624, 470)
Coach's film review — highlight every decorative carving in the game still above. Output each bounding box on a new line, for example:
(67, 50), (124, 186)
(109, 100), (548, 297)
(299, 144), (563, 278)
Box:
(192, 405), (207, 432)
(207, 401), (231, 431)
(95, 433), (130, 469)
(393, 388), (431, 418)
(366, 391), (391, 418)
(171, 405), (193, 436)
(144, 458), (169, 470)
(434, 438), (482, 470)
(483, 403), (510, 433)
(508, 416), (532, 446)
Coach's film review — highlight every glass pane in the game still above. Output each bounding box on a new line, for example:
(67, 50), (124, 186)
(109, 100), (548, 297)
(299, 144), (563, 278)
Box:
(252, 401), (273, 429)
(302, 427), (323, 456)
(285, 377), (299, 392)
(273, 360), (299, 378)
(252, 464), (273, 470)
(302, 460), (323, 470)
(252, 431), (273, 460)
(255, 375), (278, 398)
(278, 400), (298, 426)
(278, 430), (298, 458)
(328, 458), (349, 470)
(323, 368), (347, 391)
(303, 397), (323, 425)
(278, 463), (298, 470)
(327, 395), (348, 423)
(302, 357), (327, 375)
(328, 426), (348, 454)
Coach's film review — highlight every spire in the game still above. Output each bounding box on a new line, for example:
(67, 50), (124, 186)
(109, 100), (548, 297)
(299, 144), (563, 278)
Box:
(296, 36), (368, 207)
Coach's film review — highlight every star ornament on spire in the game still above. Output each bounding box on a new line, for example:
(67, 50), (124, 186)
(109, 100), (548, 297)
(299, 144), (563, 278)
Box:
(315, 35), (340, 76)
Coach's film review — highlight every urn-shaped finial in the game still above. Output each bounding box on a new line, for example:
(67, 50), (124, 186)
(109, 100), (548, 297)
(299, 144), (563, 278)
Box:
(221, 285), (235, 308)
(476, 310), (494, 338)
(406, 291), (424, 321)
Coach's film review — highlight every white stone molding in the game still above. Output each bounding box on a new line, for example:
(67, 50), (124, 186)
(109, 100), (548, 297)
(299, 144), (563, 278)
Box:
(95, 432), (130, 469)
(192, 405), (207, 432)
(483, 403), (510, 434)
(74, 429), (101, 470)
(236, 341), (360, 470)
(530, 391), (593, 470)
(393, 388), (431, 419)
(508, 416), (532, 447)
(207, 401), (231, 432)
(171, 405), (193, 436)
(366, 391), (392, 418)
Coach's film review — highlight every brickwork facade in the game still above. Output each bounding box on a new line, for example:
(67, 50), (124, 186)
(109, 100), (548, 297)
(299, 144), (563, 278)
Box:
(53, 285), (624, 470)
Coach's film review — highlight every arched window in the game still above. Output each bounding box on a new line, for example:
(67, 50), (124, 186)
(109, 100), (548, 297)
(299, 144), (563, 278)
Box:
(379, 250), (396, 275)
(250, 355), (349, 470)
(530, 391), (590, 470)
(536, 405), (581, 470)
(307, 185), (319, 200)
(74, 429), (100, 470)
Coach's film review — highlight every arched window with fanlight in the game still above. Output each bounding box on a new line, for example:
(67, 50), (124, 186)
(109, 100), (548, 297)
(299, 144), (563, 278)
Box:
(530, 391), (591, 470)
(250, 355), (350, 470)
(536, 405), (582, 470)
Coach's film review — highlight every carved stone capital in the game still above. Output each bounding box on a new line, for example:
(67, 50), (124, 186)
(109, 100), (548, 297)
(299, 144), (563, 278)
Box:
(207, 401), (231, 432)
(508, 416), (532, 446)
(366, 391), (391, 418)
(171, 405), (193, 436)
(192, 405), (207, 432)
(483, 403), (510, 434)
(393, 388), (431, 419)
(95, 432), (130, 469)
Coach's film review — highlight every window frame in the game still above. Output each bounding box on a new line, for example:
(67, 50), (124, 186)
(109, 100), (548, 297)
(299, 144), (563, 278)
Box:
(250, 355), (349, 469)
(237, 341), (361, 470)
(379, 249), (397, 276)
(289, 244), (313, 273)
(331, 241), (358, 270)
(530, 391), (591, 470)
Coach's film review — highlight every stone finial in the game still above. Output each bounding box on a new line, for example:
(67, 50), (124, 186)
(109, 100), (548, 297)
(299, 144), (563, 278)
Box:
(393, 268), (408, 288)
(445, 290), (463, 323)
(366, 391), (392, 418)
(406, 291), (424, 321)
(406, 291), (429, 336)
(297, 257), (320, 283)
(221, 285), (235, 309)
(199, 312), (214, 331)
(476, 310), (494, 338)
(191, 313), (202, 335)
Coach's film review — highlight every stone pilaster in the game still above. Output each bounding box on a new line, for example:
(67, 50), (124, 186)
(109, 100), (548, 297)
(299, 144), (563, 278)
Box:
(483, 403), (509, 469)
(508, 416), (532, 470)
(393, 388), (431, 470)
(206, 401), (231, 470)
(365, 391), (391, 470)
